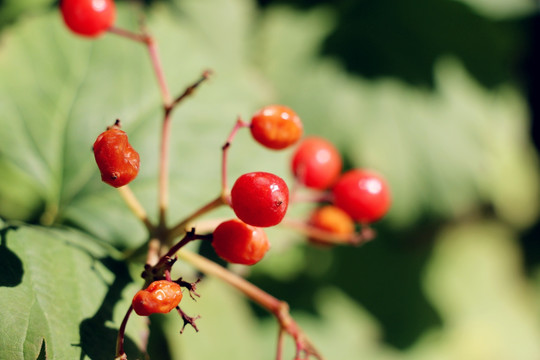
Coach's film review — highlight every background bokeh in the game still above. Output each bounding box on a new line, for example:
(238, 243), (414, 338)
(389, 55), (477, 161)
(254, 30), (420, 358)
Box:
(1, 0), (540, 359)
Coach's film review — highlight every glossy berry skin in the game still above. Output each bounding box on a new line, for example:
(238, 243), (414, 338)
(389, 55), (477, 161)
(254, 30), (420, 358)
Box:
(212, 219), (270, 265)
(332, 170), (391, 223)
(93, 126), (140, 188)
(250, 105), (303, 150)
(291, 136), (342, 190)
(231, 172), (289, 227)
(60, 0), (116, 38)
(132, 280), (183, 316)
(309, 205), (355, 239)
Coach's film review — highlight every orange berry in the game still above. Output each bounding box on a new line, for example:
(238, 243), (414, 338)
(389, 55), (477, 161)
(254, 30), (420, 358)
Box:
(309, 205), (355, 244)
(132, 280), (183, 316)
(250, 105), (303, 150)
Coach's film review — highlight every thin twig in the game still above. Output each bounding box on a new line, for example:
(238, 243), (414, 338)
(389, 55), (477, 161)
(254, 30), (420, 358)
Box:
(117, 186), (155, 233)
(167, 195), (226, 242)
(158, 109), (172, 228)
(108, 26), (148, 43)
(115, 305), (134, 360)
(170, 70), (213, 110)
(177, 249), (325, 360)
(281, 218), (374, 246)
(221, 117), (250, 195)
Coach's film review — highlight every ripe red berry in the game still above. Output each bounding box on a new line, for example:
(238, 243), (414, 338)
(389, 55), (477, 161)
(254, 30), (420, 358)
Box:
(230, 172), (289, 227)
(309, 205), (355, 240)
(291, 136), (342, 190)
(332, 170), (391, 223)
(212, 219), (270, 265)
(60, 0), (116, 38)
(93, 124), (140, 188)
(250, 105), (303, 150)
(132, 280), (183, 316)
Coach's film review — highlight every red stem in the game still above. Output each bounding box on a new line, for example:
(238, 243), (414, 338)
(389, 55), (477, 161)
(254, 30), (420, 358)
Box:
(115, 306), (134, 360)
(221, 117), (249, 195)
(158, 110), (172, 226)
(276, 328), (284, 360)
(147, 38), (172, 105)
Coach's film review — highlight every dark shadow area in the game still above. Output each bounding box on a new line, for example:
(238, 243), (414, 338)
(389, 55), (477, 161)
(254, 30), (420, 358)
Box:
(248, 220), (443, 349)
(257, 0), (526, 89)
(524, 13), (540, 153)
(520, 220), (540, 275)
(37, 339), (47, 360)
(0, 224), (23, 287)
(147, 315), (173, 360)
(76, 256), (143, 360)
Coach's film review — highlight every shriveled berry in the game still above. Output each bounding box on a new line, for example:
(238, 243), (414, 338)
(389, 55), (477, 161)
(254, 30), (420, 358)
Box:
(132, 280), (183, 316)
(250, 105), (303, 150)
(332, 170), (391, 223)
(231, 172), (289, 227)
(93, 124), (140, 188)
(212, 219), (270, 265)
(60, 0), (116, 38)
(309, 205), (355, 239)
(291, 136), (342, 189)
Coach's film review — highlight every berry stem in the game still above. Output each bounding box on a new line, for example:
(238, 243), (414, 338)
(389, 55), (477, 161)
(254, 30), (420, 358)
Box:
(289, 189), (332, 204)
(115, 305), (134, 360)
(169, 70), (213, 110)
(221, 117), (249, 196)
(146, 237), (161, 266)
(276, 328), (284, 360)
(167, 195), (227, 242)
(281, 218), (374, 245)
(177, 249), (325, 360)
(108, 26), (148, 43)
(158, 109), (172, 228)
(117, 185), (154, 232)
(159, 71), (213, 229)
(146, 36), (172, 105)
(109, 29), (172, 105)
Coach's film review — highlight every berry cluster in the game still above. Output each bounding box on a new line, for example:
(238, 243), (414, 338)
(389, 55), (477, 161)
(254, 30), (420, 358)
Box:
(62, 2), (391, 359)
(290, 136), (391, 244)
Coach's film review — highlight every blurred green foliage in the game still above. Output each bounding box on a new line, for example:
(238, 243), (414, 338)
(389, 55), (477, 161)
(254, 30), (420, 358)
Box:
(1, 0), (539, 359)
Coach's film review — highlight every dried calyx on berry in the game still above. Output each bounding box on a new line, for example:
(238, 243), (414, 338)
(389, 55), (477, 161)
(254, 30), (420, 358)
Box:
(93, 120), (140, 188)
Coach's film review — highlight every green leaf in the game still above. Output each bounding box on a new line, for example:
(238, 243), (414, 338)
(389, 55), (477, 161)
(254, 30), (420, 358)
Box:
(412, 222), (540, 359)
(0, 0), (55, 26)
(1, 0), (539, 359)
(254, 7), (539, 227)
(0, 224), (148, 360)
(453, 0), (536, 18)
(161, 277), (264, 360)
(0, 0), (297, 249)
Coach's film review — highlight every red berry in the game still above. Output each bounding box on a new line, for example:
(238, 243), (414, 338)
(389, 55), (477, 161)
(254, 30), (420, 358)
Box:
(332, 170), (391, 223)
(132, 280), (183, 316)
(93, 124), (140, 188)
(60, 0), (116, 38)
(309, 205), (355, 239)
(250, 105), (303, 150)
(212, 219), (270, 265)
(230, 172), (289, 227)
(291, 136), (342, 189)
